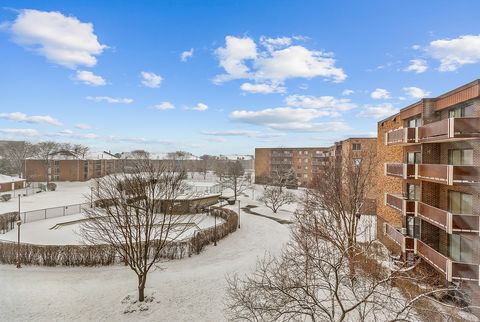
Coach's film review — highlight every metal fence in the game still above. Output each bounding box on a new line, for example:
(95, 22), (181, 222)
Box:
(19, 203), (92, 224)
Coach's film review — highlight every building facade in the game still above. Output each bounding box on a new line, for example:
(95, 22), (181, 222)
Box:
(377, 80), (480, 291)
(255, 137), (377, 188)
(24, 151), (122, 182)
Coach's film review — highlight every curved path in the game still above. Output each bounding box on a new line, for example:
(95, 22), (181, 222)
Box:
(0, 207), (290, 322)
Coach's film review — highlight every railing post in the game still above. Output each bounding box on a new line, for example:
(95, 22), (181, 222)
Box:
(414, 239), (418, 255)
(448, 118), (454, 138)
(446, 260), (452, 282)
(447, 165), (453, 185)
(415, 127), (419, 143)
(447, 212), (453, 234)
(45, 209), (47, 219)
(414, 164), (419, 179)
(402, 199), (406, 217)
(403, 163), (407, 179)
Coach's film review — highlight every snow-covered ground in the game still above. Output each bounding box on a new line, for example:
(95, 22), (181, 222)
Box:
(0, 212), (223, 245)
(0, 201), (290, 321)
(0, 179), (380, 321)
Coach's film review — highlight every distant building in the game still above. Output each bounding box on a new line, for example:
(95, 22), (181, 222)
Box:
(255, 138), (377, 187)
(24, 150), (121, 182)
(0, 174), (26, 193)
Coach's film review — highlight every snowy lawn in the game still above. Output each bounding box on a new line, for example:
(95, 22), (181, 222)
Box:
(0, 206), (290, 322)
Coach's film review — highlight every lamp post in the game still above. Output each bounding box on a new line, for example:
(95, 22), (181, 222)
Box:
(238, 200), (241, 229)
(90, 187), (94, 208)
(16, 220), (22, 269)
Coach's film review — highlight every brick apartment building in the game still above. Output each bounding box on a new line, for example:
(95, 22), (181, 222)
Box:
(24, 150), (122, 182)
(255, 138), (376, 186)
(377, 79), (480, 290)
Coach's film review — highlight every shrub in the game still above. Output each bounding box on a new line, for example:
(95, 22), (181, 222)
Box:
(1, 194), (11, 202)
(47, 183), (57, 191)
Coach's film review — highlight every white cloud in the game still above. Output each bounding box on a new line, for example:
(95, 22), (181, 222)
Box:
(86, 96), (133, 104)
(403, 86), (431, 99)
(0, 128), (39, 137)
(192, 103), (208, 111)
(73, 70), (106, 86)
(214, 36), (257, 83)
(140, 71), (163, 88)
(75, 123), (92, 130)
(404, 59), (428, 74)
(371, 88), (391, 99)
(153, 102), (175, 110)
(180, 48), (194, 62)
(427, 35), (480, 71)
(285, 94), (356, 113)
(202, 130), (285, 138)
(8, 9), (106, 68)
(240, 82), (286, 94)
(357, 103), (398, 119)
(0, 112), (61, 126)
(342, 89), (354, 96)
(259, 36), (292, 51)
(214, 36), (346, 85)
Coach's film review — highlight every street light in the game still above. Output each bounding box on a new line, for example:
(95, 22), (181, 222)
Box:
(16, 220), (22, 269)
(238, 200), (241, 229)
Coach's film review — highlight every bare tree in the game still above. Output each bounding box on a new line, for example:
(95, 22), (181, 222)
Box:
(34, 141), (62, 185)
(199, 154), (215, 179)
(226, 210), (461, 322)
(0, 141), (36, 177)
(306, 151), (377, 273)
(218, 161), (250, 201)
(259, 172), (296, 213)
(79, 160), (194, 302)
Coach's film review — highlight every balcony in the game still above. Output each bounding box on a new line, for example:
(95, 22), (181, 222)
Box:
(385, 127), (417, 145)
(383, 222), (414, 253)
(272, 152), (293, 158)
(417, 164), (480, 185)
(385, 163), (416, 179)
(385, 193), (415, 216)
(415, 240), (480, 283)
(418, 117), (480, 143)
(417, 202), (480, 233)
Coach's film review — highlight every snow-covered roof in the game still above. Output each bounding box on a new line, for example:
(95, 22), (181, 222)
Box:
(0, 174), (25, 184)
(28, 150), (118, 161)
(218, 154), (254, 161)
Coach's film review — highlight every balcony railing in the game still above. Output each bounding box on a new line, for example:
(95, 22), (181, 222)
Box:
(417, 202), (480, 233)
(415, 239), (480, 283)
(272, 152), (293, 157)
(417, 164), (480, 185)
(385, 193), (415, 216)
(383, 222), (414, 253)
(415, 239), (451, 279)
(418, 117), (480, 142)
(385, 127), (417, 145)
(385, 163), (416, 179)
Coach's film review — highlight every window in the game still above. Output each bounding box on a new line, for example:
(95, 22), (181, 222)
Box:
(304, 158), (308, 163)
(407, 152), (421, 164)
(449, 234), (474, 263)
(448, 149), (473, 165)
(407, 217), (420, 239)
(407, 117), (422, 128)
(304, 151), (309, 155)
(353, 158), (362, 165)
(449, 191), (472, 214)
(449, 106), (465, 118)
(352, 143), (361, 151)
(303, 174), (308, 178)
(407, 183), (420, 201)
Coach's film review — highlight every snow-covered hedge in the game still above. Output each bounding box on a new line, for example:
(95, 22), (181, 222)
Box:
(0, 207), (239, 266)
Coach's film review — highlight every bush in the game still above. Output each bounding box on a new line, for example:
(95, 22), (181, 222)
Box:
(39, 184), (46, 191)
(1, 194), (11, 202)
(47, 183), (57, 191)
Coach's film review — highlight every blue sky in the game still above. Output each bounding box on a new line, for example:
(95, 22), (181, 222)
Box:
(1, 1), (480, 155)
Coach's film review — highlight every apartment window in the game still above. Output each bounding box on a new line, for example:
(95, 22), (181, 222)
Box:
(352, 143), (361, 151)
(407, 152), (421, 164)
(53, 175), (60, 181)
(304, 151), (309, 155)
(448, 106), (465, 118)
(407, 117), (422, 128)
(54, 160), (60, 166)
(298, 151), (302, 155)
(304, 166), (308, 170)
(407, 183), (420, 201)
(448, 149), (473, 165)
(407, 217), (420, 239)
(449, 191), (472, 214)
(449, 234), (474, 263)
(304, 158), (308, 163)
(353, 158), (362, 166)
(304, 174), (308, 178)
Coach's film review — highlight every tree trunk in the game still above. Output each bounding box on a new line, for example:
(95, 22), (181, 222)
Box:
(138, 274), (147, 302)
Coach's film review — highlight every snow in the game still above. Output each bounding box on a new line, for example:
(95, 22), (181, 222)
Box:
(0, 174), (25, 184)
(0, 213), (223, 245)
(0, 200), (290, 321)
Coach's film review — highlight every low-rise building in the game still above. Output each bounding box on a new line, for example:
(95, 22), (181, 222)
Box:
(0, 174), (26, 193)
